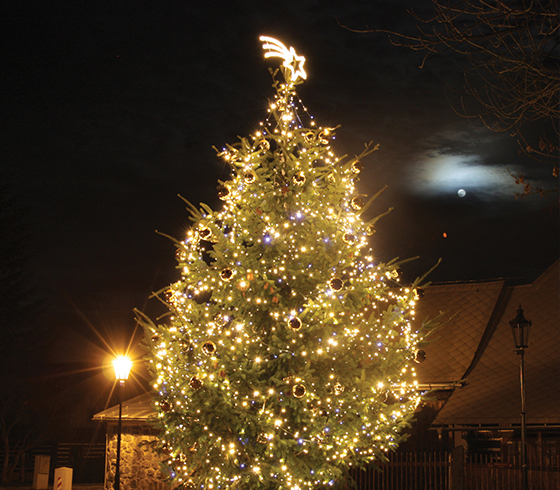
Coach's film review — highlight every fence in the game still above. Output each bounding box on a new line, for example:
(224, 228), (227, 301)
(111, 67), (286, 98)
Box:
(351, 452), (450, 490)
(465, 453), (560, 490)
(350, 451), (560, 490)
(1, 442), (105, 484)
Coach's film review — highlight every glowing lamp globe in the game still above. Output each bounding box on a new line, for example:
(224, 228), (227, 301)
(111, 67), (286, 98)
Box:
(113, 356), (132, 382)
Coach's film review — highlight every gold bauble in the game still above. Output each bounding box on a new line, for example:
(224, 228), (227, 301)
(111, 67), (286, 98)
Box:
(329, 278), (343, 291)
(244, 170), (256, 183)
(179, 338), (191, 354)
(217, 186), (230, 200)
(293, 384), (306, 398)
(202, 341), (216, 356)
(318, 130), (329, 144)
(414, 349), (427, 363)
(351, 196), (364, 210)
(289, 317), (302, 331)
(220, 268), (234, 281)
(293, 172), (305, 186)
(199, 226), (212, 240)
(189, 376), (203, 390)
(333, 382), (344, 395)
(352, 161), (364, 173)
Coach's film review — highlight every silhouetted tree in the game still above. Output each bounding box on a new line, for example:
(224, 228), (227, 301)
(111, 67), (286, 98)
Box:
(0, 177), (53, 483)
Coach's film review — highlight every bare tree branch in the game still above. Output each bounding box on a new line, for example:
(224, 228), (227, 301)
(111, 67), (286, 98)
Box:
(346, 0), (559, 196)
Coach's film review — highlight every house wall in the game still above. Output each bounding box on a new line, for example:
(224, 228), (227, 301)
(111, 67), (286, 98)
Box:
(105, 424), (168, 490)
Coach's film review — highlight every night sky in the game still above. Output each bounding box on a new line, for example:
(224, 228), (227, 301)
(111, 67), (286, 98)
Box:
(3, 1), (558, 371)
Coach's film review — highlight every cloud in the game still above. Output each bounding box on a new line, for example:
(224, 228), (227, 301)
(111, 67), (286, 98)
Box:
(405, 125), (525, 200)
(410, 151), (519, 198)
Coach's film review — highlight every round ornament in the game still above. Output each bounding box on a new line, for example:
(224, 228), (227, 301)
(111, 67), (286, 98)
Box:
(289, 317), (302, 331)
(414, 349), (427, 363)
(333, 382), (344, 395)
(220, 268), (234, 281)
(160, 400), (172, 413)
(179, 338), (191, 353)
(244, 170), (256, 183)
(343, 233), (356, 244)
(189, 376), (203, 390)
(293, 384), (306, 398)
(351, 196), (364, 210)
(318, 130), (329, 145)
(214, 313), (231, 328)
(258, 139), (270, 151)
(202, 341), (216, 356)
(199, 226), (212, 240)
(257, 433), (268, 444)
(352, 161), (364, 173)
(329, 277), (343, 291)
(151, 332), (160, 343)
(304, 131), (315, 143)
(217, 186), (231, 200)
(366, 225), (375, 236)
(293, 172), (305, 186)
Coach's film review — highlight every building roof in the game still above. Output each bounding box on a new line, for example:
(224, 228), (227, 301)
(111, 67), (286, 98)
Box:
(416, 261), (559, 427)
(413, 279), (507, 385)
(93, 392), (154, 422)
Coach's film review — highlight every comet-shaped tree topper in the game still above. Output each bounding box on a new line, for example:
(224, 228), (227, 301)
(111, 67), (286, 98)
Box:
(260, 36), (307, 84)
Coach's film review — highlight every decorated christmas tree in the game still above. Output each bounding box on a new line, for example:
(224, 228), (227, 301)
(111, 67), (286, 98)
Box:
(138, 36), (431, 490)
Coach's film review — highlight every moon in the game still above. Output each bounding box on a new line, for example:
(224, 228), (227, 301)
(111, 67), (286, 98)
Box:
(458, 189), (466, 197)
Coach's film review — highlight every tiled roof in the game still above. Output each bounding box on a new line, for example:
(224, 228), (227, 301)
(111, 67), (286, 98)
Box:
(432, 261), (559, 427)
(413, 279), (506, 384)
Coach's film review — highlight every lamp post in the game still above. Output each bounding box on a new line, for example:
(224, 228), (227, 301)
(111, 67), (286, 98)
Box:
(509, 306), (531, 490)
(112, 356), (132, 490)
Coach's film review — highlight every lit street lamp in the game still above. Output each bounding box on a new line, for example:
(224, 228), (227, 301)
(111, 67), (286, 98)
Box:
(112, 356), (132, 490)
(509, 307), (531, 490)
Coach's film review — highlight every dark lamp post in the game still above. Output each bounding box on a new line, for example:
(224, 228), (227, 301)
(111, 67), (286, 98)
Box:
(112, 356), (132, 490)
(509, 307), (531, 490)
(510, 306), (531, 352)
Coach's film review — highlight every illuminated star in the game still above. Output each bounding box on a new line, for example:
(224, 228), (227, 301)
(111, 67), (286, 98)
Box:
(260, 36), (307, 83)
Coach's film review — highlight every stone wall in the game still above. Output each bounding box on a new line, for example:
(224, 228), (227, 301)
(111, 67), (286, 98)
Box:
(105, 424), (168, 490)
